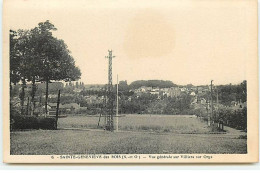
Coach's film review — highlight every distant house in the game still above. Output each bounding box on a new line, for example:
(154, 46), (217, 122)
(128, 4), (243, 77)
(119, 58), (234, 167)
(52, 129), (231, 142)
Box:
(161, 88), (169, 92)
(139, 86), (147, 92)
(180, 88), (186, 92)
(168, 87), (181, 98)
(41, 104), (52, 115)
(85, 95), (102, 104)
(197, 86), (209, 94)
(61, 103), (80, 110)
(150, 91), (159, 95)
(48, 102), (80, 113)
(162, 91), (168, 96)
(190, 92), (196, 96)
(151, 87), (160, 92)
(48, 103), (57, 109)
(146, 87), (153, 91)
(232, 101), (247, 110)
(47, 103), (58, 115)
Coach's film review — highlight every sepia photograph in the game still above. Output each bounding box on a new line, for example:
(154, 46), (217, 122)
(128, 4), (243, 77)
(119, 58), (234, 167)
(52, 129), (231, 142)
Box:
(2, 0), (258, 163)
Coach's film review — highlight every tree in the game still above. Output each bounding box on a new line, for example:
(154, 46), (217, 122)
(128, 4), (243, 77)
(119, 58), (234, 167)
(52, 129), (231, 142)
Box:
(30, 20), (81, 114)
(10, 30), (20, 88)
(10, 20), (81, 116)
(118, 80), (129, 92)
(11, 29), (33, 115)
(240, 80), (247, 103)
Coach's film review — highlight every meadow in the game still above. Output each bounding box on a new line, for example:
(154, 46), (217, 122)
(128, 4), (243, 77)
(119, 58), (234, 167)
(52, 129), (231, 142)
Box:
(10, 130), (247, 155)
(10, 114), (247, 155)
(57, 114), (210, 133)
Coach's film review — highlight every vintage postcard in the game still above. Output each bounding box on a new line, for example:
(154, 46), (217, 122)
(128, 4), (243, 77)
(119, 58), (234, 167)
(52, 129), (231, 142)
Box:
(2, 0), (258, 163)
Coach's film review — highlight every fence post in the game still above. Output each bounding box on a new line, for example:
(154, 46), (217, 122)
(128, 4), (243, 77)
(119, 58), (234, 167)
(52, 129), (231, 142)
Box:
(55, 90), (61, 130)
(26, 97), (30, 115)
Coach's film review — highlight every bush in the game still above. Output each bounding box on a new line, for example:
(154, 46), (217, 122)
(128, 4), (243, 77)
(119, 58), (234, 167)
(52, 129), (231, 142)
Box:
(12, 115), (56, 130)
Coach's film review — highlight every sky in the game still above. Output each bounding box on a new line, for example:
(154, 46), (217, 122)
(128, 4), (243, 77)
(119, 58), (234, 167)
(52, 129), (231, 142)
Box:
(4, 0), (257, 85)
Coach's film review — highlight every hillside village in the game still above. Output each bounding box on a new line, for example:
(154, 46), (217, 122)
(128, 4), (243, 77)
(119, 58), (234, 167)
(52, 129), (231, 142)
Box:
(10, 80), (247, 118)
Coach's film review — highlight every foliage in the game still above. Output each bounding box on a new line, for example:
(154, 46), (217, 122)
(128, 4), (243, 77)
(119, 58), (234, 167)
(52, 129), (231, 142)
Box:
(30, 21), (81, 114)
(10, 103), (21, 120)
(217, 80), (247, 106)
(118, 80), (129, 92)
(10, 30), (20, 85)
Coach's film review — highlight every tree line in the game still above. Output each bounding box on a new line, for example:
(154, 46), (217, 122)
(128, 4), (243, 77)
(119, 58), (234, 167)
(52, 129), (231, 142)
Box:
(129, 80), (177, 89)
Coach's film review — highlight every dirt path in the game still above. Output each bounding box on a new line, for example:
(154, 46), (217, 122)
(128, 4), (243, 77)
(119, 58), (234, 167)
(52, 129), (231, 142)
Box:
(224, 126), (246, 136)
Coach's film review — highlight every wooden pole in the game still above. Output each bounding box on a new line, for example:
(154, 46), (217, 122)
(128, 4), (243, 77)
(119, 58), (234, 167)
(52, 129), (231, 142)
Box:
(55, 90), (61, 130)
(104, 88), (107, 129)
(26, 97), (30, 116)
(207, 89), (210, 126)
(116, 74), (119, 132)
(216, 87), (219, 128)
(45, 80), (49, 117)
(210, 80), (213, 125)
(98, 110), (102, 127)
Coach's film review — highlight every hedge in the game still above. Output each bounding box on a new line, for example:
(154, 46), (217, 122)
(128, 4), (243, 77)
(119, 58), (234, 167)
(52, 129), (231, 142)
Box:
(218, 107), (247, 131)
(11, 116), (56, 130)
(192, 105), (247, 131)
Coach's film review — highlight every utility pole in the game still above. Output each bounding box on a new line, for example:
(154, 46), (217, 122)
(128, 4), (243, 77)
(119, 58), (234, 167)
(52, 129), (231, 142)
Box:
(116, 74), (119, 132)
(55, 90), (61, 130)
(105, 50), (115, 131)
(210, 80), (214, 125)
(207, 89), (210, 126)
(216, 87), (219, 114)
(26, 97), (30, 115)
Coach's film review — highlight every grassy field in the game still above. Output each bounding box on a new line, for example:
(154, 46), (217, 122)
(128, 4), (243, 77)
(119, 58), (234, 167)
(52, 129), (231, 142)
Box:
(58, 114), (210, 133)
(11, 115), (247, 155)
(10, 130), (247, 155)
